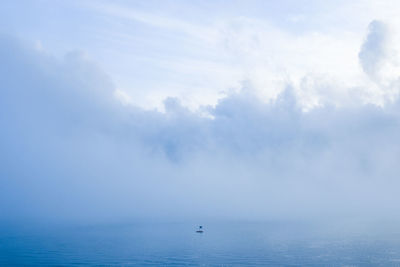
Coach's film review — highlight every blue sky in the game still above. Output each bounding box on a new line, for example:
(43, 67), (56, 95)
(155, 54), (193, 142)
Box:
(1, 1), (400, 223)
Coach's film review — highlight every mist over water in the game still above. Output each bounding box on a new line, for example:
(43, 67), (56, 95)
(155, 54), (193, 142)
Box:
(3, 2), (400, 264)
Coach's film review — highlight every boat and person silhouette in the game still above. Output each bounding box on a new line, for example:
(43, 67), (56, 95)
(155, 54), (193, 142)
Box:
(196, 226), (203, 233)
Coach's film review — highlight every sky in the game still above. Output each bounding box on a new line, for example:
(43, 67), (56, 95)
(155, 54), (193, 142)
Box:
(1, 0), (400, 224)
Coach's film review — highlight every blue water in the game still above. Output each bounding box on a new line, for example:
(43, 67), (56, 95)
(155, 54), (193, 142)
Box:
(2, 221), (400, 266)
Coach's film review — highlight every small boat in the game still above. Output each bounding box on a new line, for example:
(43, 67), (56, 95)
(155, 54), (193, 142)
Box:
(196, 226), (204, 233)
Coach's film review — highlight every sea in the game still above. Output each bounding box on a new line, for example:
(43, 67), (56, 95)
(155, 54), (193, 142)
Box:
(1, 221), (400, 266)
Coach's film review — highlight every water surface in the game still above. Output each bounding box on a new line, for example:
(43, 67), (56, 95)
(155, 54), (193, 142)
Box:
(1, 221), (400, 266)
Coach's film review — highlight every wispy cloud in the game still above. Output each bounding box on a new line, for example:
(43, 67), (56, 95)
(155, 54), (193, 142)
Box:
(87, 2), (219, 43)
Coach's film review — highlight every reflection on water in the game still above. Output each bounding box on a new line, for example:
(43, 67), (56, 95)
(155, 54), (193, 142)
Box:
(1, 221), (400, 266)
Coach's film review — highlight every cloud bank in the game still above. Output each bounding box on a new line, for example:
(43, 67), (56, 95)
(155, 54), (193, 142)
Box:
(1, 23), (400, 224)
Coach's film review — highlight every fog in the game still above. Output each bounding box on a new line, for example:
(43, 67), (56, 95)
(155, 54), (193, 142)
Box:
(1, 22), (400, 225)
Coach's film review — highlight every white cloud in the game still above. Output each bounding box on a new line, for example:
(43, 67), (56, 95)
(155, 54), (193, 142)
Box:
(2, 34), (400, 223)
(81, 1), (400, 111)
